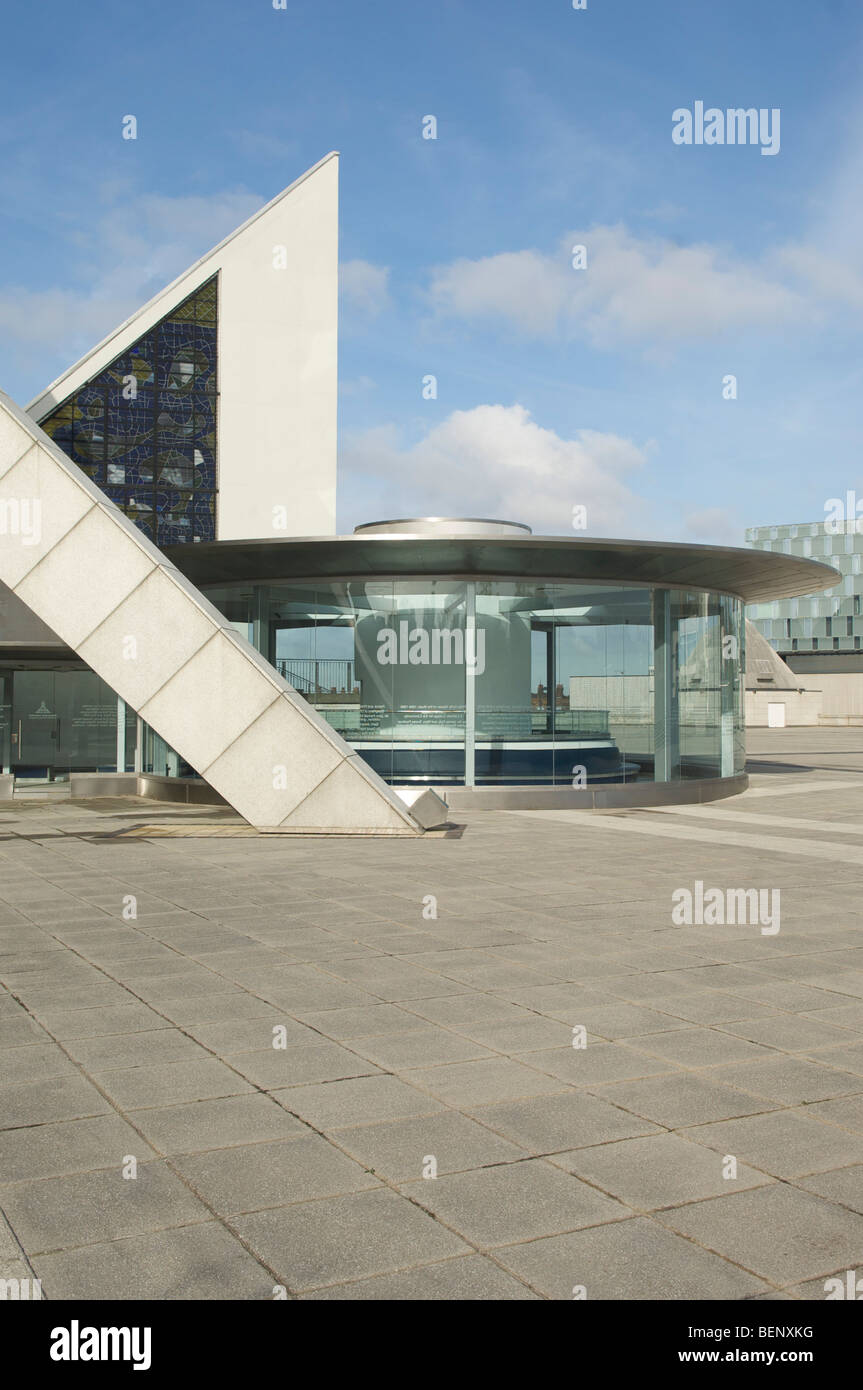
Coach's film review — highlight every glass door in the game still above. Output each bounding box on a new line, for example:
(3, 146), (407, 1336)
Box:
(0, 670), (12, 774)
(11, 671), (60, 781)
(10, 670), (121, 782)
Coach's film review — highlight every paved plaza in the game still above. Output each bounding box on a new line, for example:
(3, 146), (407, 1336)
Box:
(3, 728), (863, 1300)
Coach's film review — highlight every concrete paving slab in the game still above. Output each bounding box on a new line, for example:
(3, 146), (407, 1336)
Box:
(94, 1058), (254, 1110)
(469, 1091), (663, 1154)
(228, 1041), (382, 1089)
(403, 1057), (566, 1108)
(278, 1074), (445, 1130)
(4, 730), (863, 1299)
(173, 1136), (381, 1214)
(400, 1158), (629, 1246)
(495, 1217), (772, 1300)
(794, 1164), (863, 1216)
(0, 1074), (111, 1129)
(686, 1107), (863, 1179)
(128, 1094), (307, 1156)
(32, 1222), (275, 1300)
(299, 1254), (539, 1299)
(232, 1188), (469, 1292)
(550, 1133), (774, 1209)
(655, 1185), (863, 1286)
(0, 1161), (210, 1253)
(592, 1072), (778, 1128)
(330, 1110), (527, 1182)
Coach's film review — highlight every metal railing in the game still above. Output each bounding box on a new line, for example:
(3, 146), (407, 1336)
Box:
(276, 659), (358, 696)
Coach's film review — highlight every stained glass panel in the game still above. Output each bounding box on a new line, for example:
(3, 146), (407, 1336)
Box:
(38, 276), (218, 543)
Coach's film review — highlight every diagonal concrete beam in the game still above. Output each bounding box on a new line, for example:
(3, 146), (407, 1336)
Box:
(0, 391), (444, 833)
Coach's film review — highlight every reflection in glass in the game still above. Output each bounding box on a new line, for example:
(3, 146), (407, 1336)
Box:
(198, 577), (744, 789)
(1, 667), (121, 781)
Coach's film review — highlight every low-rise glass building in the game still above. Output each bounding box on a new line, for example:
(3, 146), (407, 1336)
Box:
(0, 515), (838, 801)
(160, 516), (836, 797)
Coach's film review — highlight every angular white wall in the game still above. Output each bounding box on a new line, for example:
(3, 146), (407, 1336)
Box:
(0, 391), (425, 833)
(25, 154), (339, 542)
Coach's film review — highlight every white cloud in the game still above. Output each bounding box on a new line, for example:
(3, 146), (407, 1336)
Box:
(775, 242), (863, 310)
(429, 250), (568, 337)
(340, 259), (390, 319)
(340, 403), (652, 536)
(0, 188), (264, 373)
(429, 224), (808, 345)
(0, 289), (128, 349)
(92, 190), (264, 289)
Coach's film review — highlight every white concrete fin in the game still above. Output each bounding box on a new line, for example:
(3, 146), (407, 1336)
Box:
(26, 152), (339, 541)
(0, 389), (420, 835)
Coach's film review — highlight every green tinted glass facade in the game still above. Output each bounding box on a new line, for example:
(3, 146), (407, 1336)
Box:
(202, 576), (745, 787)
(746, 521), (857, 653)
(39, 277), (218, 546)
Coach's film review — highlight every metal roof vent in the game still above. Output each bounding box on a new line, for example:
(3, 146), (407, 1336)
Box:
(353, 517), (533, 538)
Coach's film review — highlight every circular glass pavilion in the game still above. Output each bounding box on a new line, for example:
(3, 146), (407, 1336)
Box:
(165, 518), (838, 800)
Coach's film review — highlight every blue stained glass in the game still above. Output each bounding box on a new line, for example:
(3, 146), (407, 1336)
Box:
(193, 366), (216, 393)
(159, 359), (196, 392)
(154, 487), (188, 515)
(158, 390), (193, 419)
(157, 524), (190, 545)
(123, 440), (154, 462)
(109, 402), (152, 435)
(39, 275), (217, 544)
(75, 389), (104, 419)
(159, 319), (194, 342)
(105, 386), (129, 412)
(71, 441), (103, 469)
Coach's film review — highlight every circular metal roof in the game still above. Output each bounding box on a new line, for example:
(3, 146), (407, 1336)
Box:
(354, 517), (533, 538)
(166, 534), (839, 603)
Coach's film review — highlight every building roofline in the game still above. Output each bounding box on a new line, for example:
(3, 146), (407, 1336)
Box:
(25, 151), (339, 418)
(162, 532), (840, 604)
(745, 520), (834, 533)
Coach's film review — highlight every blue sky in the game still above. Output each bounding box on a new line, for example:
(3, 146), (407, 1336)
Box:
(2, 0), (862, 539)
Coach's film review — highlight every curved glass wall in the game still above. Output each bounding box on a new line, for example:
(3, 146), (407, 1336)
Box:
(201, 577), (745, 788)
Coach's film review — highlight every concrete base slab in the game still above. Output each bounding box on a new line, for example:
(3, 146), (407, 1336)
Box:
(393, 786), (450, 829)
(436, 773), (748, 812)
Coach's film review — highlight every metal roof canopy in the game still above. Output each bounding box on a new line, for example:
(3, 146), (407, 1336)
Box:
(165, 534), (838, 604)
